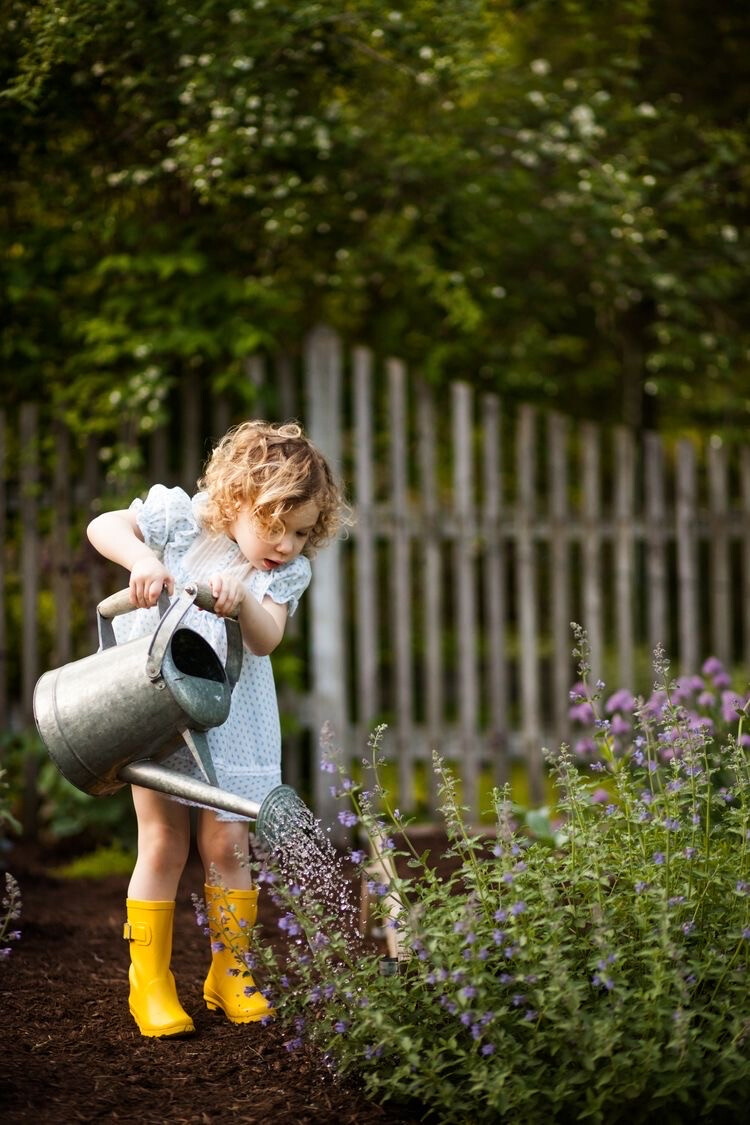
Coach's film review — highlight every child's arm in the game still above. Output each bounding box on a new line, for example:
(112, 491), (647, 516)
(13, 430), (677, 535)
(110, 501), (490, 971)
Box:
(208, 572), (288, 656)
(87, 509), (175, 608)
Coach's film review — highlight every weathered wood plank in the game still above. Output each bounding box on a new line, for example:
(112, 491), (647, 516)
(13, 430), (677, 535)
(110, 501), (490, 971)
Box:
(388, 357), (414, 812)
(52, 421), (72, 668)
(452, 382), (480, 820)
(547, 412), (571, 743)
(580, 423), (604, 683)
(353, 346), (379, 728)
(741, 446), (750, 669)
(515, 405), (543, 804)
(643, 430), (668, 656)
(181, 372), (202, 489)
(481, 393), (508, 786)
(416, 378), (443, 811)
(304, 327), (347, 832)
(0, 411), (6, 729)
(675, 439), (699, 672)
(707, 439), (731, 666)
(613, 426), (635, 689)
(19, 404), (39, 835)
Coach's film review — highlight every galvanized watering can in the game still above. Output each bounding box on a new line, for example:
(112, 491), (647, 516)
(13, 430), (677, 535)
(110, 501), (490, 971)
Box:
(33, 582), (311, 852)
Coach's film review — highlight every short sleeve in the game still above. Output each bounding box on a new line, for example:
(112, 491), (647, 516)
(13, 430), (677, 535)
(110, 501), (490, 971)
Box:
(129, 485), (200, 557)
(264, 555), (312, 617)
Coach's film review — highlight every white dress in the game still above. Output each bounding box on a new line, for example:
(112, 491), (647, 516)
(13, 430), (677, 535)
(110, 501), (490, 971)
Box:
(111, 484), (311, 821)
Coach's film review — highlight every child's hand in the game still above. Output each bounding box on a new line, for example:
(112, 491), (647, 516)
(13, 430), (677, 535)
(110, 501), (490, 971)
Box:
(209, 572), (246, 617)
(129, 556), (174, 608)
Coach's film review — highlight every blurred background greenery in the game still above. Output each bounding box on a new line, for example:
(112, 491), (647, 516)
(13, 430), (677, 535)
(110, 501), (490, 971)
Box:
(3, 0), (749, 441)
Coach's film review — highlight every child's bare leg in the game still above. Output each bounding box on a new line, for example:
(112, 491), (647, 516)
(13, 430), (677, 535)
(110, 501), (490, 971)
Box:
(196, 809), (252, 889)
(128, 787), (191, 900)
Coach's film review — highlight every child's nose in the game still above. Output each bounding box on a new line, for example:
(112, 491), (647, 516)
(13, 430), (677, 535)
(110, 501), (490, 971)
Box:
(277, 533), (294, 555)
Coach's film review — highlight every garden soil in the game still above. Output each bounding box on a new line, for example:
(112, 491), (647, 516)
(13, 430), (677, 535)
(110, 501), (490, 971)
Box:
(1, 839), (426, 1125)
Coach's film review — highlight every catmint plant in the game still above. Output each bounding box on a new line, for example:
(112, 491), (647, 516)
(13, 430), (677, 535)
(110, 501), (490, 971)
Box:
(0, 767), (21, 964)
(0, 872), (22, 963)
(234, 641), (750, 1122)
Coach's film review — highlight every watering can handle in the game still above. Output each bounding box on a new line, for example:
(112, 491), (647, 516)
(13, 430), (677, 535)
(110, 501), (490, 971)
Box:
(97, 584), (219, 620)
(96, 583), (243, 689)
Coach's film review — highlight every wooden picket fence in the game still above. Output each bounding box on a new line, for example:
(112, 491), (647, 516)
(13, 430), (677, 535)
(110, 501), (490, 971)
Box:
(3, 326), (750, 832)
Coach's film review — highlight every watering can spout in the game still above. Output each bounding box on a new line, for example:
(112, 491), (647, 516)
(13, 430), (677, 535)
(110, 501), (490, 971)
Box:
(119, 760), (311, 854)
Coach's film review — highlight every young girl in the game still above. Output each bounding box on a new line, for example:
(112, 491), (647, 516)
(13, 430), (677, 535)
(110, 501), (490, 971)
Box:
(87, 420), (348, 1038)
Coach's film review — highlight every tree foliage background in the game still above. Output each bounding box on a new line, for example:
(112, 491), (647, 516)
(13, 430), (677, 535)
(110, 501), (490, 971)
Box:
(2, 0), (749, 437)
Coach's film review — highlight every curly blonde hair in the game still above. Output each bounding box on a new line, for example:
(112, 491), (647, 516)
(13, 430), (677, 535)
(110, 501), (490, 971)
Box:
(198, 419), (350, 554)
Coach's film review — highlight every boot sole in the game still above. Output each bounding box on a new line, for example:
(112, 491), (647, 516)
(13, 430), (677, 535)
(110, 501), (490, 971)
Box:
(129, 1007), (196, 1037)
(204, 998), (275, 1024)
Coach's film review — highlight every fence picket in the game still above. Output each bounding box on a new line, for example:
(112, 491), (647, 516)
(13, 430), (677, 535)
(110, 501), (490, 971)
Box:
(580, 423), (604, 682)
(707, 440), (731, 666)
(548, 412), (571, 740)
(417, 378), (443, 811)
(353, 347), (379, 730)
(388, 357), (414, 811)
(481, 393), (508, 786)
(180, 372), (202, 489)
(0, 411), (6, 730)
(19, 404), (39, 835)
(452, 383), (480, 819)
(515, 405), (544, 804)
(304, 327), (347, 832)
(614, 426), (635, 689)
(741, 446), (750, 669)
(52, 421), (72, 668)
(644, 431), (668, 656)
(676, 439), (699, 672)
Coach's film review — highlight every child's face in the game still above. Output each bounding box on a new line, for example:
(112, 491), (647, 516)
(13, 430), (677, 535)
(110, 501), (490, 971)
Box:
(228, 499), (320, 572)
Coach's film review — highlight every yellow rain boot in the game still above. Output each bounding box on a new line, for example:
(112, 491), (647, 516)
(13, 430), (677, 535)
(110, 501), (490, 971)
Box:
(203, 884), (274, 1024)
(123, 899), (195, 1038)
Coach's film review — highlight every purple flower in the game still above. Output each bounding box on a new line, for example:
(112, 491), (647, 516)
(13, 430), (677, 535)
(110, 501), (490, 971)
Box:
(494, 909), (507, 923)
(349, 849), (366, 865)
(481, 1043), (495, 1056)
(284, 1037), (303, 1051)
(635, 881), (648, 893)
(511, 901), (526, 916)
(570, 701), (596, 724)
(721, 692), (743, 723)
(334, 1020), (348, 1034)
(337, 810), (358, 828)
(606, 689), (637, 714)
(652, 852), (665, 866)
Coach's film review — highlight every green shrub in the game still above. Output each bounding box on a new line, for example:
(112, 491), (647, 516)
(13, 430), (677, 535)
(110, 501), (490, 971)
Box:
(250, 634), (750, 1124)
(1, 730), (136, 849)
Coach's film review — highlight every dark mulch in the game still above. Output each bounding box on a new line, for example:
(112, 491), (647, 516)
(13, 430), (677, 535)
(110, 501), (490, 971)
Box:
(0, 841), (423, 1125)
